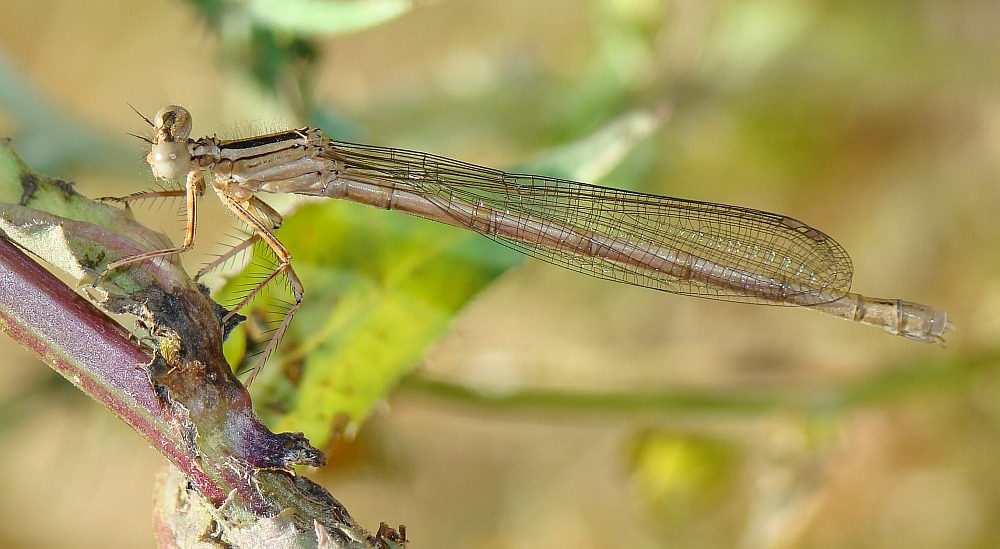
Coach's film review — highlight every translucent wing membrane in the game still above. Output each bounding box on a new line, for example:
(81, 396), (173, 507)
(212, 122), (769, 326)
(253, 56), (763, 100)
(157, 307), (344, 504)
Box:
(321, 141), (854, 306)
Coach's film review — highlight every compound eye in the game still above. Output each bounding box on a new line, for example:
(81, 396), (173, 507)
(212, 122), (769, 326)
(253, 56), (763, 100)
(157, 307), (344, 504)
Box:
(152, 105), (193, 141)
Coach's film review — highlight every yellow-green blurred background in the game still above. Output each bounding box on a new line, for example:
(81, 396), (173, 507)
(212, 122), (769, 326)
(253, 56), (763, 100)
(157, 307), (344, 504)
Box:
(0, 1), (996, 548)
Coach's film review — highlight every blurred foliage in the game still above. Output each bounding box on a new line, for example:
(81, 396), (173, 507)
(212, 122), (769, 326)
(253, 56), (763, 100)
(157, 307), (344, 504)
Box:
(184, 0), (413, 119)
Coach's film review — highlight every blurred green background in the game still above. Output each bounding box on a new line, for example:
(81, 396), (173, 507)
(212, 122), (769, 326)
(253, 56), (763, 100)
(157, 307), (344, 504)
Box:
(0, 1), (996, 548)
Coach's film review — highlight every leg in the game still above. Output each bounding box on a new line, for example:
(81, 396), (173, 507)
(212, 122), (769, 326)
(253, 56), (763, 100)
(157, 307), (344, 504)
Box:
(219, 196), (303, 386)
(99, 188), (187, 205)
(195, 196), (284, 280)
(101, 171), (202, 274)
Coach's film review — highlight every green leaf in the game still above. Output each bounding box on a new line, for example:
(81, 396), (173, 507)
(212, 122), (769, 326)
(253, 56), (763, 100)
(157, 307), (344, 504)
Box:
(267, 204), (515, 442)
(249, 0), (413, 37)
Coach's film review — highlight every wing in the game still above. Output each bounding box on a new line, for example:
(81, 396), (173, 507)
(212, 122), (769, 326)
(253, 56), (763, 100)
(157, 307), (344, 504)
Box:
(323, 140), (854, 306)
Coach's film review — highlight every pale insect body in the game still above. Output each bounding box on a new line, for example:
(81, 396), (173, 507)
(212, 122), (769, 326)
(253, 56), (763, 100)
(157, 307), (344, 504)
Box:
(108, 105), (951, 383)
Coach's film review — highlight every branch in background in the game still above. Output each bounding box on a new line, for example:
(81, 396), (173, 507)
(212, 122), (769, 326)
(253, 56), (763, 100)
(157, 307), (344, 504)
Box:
(0, 139), (406, 548)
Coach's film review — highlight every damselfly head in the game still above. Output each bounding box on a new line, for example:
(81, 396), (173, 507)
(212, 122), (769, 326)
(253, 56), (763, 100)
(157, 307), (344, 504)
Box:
(146, 105), (194, 181)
